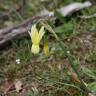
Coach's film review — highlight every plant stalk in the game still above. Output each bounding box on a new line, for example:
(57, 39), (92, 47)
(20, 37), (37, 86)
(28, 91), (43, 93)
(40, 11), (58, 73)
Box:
(41, 22), (91, 94)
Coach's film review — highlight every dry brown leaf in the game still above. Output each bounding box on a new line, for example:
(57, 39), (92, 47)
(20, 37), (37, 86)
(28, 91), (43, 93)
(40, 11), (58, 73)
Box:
(71, 73), (80, 83)
(31, 82), (38, 94)
(68, 68), (80, 83)
(0, 79), (14, 94)
(16, 89), (26, 96)
(14, 79), (23, 93)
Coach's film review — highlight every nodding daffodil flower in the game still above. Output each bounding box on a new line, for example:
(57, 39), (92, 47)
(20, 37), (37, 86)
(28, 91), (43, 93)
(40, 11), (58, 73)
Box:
(28, 24), (45, 54)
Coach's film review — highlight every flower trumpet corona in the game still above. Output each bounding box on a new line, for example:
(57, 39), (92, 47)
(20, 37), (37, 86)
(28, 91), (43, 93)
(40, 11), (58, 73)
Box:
(28, 24), (45, 54)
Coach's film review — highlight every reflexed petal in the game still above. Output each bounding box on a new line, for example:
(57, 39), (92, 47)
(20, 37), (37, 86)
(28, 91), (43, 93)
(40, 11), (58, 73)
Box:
(31, 25), (37, 35)
(31, 44), (40, 54)
(38, 26), (45, 41)
(31, 25), (39, 44)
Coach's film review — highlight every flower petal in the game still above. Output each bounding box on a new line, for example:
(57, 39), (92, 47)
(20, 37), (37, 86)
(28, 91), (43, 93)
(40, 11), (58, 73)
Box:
(31, 25), (39, 44)
(38, 26), (45, 41)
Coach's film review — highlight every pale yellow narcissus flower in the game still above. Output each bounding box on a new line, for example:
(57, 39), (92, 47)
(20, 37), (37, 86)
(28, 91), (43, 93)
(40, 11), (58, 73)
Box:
(28, 24), (45, 54)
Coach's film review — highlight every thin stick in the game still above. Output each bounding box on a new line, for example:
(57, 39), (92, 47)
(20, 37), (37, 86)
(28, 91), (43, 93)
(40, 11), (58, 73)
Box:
(79, 13), (96, 19)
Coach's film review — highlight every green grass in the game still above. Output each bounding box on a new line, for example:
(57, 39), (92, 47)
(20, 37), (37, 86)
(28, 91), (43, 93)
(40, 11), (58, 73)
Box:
(0, 0), (96, 96)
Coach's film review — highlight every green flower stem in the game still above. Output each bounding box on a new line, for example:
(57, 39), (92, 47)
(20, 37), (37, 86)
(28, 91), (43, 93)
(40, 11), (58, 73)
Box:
(41, 22), (91, 94)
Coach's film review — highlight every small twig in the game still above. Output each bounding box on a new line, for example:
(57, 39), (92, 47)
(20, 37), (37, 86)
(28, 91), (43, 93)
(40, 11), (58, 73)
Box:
(79, 13), (96, 19)
(0, 1), (92, 46)
(0, 16), (47, 46)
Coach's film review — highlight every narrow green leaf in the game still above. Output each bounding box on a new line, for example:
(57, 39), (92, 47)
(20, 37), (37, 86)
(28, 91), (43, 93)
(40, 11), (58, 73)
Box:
(54, 22), (74, 36)
(82, 67), (96, 80)
(88, 82), (96, 94)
